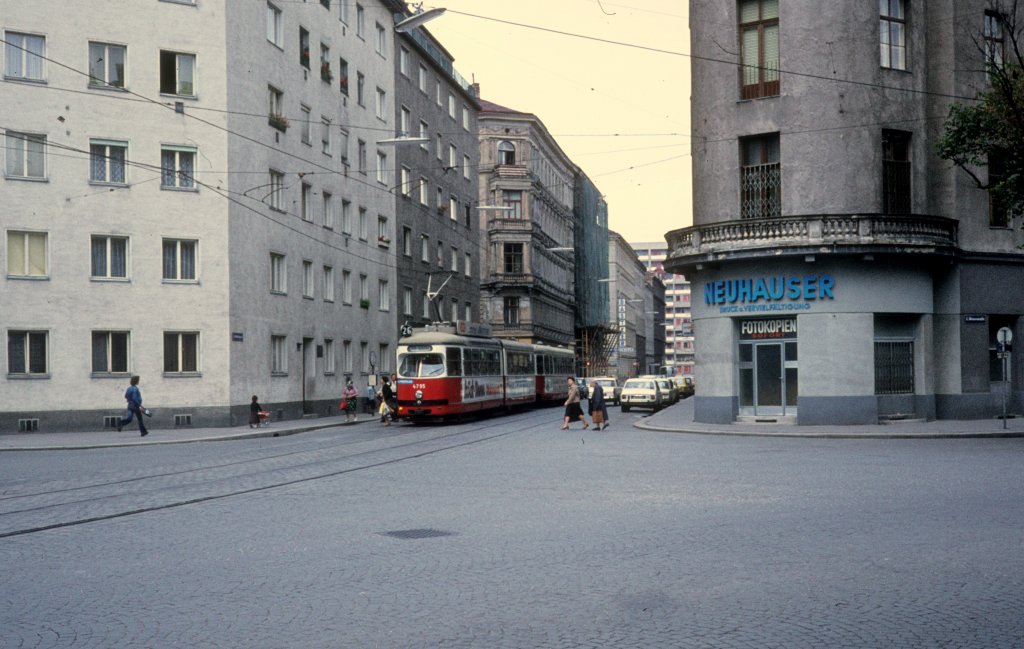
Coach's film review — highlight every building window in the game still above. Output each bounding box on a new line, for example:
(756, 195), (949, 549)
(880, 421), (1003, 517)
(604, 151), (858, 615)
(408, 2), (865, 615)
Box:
(436, 133), (443, 160)
(320, 44), (332, 82)
(324, 338), (335, 374)
(301, 182), (312, 220)
(322, 191), (334, 229)
(342, 269), (352, 303)
(88, 42), (126, 88)
(302, 260), (314, 298)
(436, 187), (444, 212)
(497, 140), (516, 165)
(299, 27), (310, 68)
(462, 105), (470, 130)
(874, 340), (913, 394)
(339, 129), (349, 163)
(321, 117), (332, 156)
(882, 130), (911, 215)
(270, 253), (286, 293)
(5, 132), (46, 179)
(271, 335), (288, 374)
(359, 207), (368, 240)
(402, 227), (413, 257)
(419, 177), (429, 205)
(159, 239), (195, 282)
(418, 64), (427, 92)
(379, 279), (390, 311)
(159, 50), (195, 96)
(375, 88), (387, 120)
(359, 274), (368, 302)
(356, 4), (365, 38)
(376, 151), (387, 184)
(299, 105), (312, 144)
(448, 93), (456, 119)
(984, 10), (1005, 72)
(421, 235), (430, 263)
(269, 169), (285, 211)
(7, 230), (47, 277)
(357, 139), (367, 174)
(342, 200), (352, 234)
(356, 71), (365, 106)
(160, 146), (196, 189)
(437, 241), (444, 267)
(502, 190), (523, 218)
(880, 0), (907, 70)
(451, 246), (459, 272)
(988, 149), (1011, 228)
(360, 342), (369, 373)
(738, 0), (779, 99)
(343, 340), (352, 373)
(448, 143), (457, 169)
(465, 303), (473, 322)
(92, 331), (129, 373)
(8, 331), (48, 375)
(503, 297), (520, 326)
(377, 215), (389, 242)
(503, 243), (523, 274)
(463, 154), (471, 180)
(268, 85), (284, 125)
(4, 32), (45, 81)
(338, 57), (349, 95)
(464, 252), (471, 277)
(267, 2), (283, 47)
(324, 265), (334, 302)
(449, 196), (458, 222)
(339, 0), (350, 24)
(89, 139), (127, 184)
(91, 235), (127, 279)
(400, 166), (412, 196)
(164, 332), (199, 373)
(740, 133), (780, 219)
(422, 291), (431, 318)
(376, 23), (387, 56)
(419, 120), (429, 150)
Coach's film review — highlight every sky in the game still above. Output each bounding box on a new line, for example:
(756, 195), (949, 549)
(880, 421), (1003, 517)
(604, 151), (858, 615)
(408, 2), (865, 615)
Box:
(423, 0), (692, 245)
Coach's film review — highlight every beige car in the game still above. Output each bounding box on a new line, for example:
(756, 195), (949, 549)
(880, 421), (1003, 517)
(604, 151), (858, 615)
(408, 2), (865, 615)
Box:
(585, 377), (621, 405)
(619, 378), (663, 412)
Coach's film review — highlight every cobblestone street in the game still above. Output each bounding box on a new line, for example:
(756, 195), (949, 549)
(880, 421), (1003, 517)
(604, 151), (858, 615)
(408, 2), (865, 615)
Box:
(2, 408), (1023, 648)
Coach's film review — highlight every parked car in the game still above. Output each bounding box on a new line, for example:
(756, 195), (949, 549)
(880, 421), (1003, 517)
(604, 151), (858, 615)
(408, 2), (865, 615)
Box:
(619, 378), (662, 412)
(655, 377), (679, 404)
(679, 377), (695, 398)
(585, 377), (622, 405)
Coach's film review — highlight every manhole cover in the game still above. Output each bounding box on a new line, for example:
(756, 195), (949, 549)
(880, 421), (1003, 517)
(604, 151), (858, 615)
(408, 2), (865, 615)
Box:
(381, 528), (456, 540)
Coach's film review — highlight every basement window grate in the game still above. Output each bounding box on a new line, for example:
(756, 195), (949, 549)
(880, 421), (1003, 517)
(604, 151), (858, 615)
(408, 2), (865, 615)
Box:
(174, 414), (192, 427)
(18, 419), (39, 432)
(380, 528), (456, 540)
(104, 416), (120, 429)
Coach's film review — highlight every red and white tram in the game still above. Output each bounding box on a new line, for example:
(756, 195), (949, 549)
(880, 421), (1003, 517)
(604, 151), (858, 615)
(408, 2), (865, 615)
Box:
(395, 322), (575, 420)
(534, 344), (574, 403)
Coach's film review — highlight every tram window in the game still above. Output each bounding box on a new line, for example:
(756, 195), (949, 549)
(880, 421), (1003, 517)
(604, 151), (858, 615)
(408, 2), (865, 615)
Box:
(398, 353), (445, 377)
(446, 347), (462, 376)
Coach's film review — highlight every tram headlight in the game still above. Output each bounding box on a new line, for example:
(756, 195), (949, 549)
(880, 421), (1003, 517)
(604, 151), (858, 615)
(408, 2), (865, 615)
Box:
(415, 389), (423, 400)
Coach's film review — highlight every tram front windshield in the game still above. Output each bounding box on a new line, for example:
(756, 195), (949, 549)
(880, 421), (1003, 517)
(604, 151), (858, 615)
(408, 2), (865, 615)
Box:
(398, 353), (446, 377)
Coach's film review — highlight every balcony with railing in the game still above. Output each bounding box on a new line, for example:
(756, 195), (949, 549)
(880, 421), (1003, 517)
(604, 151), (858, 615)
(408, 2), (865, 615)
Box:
(665, 213), (959, 270)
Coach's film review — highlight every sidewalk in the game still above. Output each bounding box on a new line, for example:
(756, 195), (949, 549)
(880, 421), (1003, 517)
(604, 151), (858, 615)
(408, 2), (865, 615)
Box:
(635, 398), (1024, 439)
(0, 413), (384, 451)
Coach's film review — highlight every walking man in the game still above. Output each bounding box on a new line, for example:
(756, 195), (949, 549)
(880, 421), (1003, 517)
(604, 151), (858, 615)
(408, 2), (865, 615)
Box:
(117, 375), (148, 437)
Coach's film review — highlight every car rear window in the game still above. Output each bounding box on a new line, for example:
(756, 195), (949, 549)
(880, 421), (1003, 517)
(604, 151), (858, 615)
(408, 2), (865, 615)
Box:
(625, 380), (654, 389)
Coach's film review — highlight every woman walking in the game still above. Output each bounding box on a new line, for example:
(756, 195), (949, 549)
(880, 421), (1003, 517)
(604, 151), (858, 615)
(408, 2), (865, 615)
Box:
(562, 376), (589, 430)
(342, 380), (359, 422)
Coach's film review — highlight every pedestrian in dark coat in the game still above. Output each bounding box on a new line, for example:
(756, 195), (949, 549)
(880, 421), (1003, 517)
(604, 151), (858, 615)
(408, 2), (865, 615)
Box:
(588, 380), (609, 430)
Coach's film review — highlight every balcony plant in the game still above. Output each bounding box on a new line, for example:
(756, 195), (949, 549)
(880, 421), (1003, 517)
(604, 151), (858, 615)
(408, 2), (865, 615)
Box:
(268, 113), (289, 132)
(359, 298), (371, 309)
(320, 61), (333, 83)
(377, 235), (391, 246)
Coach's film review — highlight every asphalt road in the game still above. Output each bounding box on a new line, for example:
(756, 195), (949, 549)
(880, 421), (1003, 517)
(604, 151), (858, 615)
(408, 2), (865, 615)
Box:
(2, 407), (1023, 648)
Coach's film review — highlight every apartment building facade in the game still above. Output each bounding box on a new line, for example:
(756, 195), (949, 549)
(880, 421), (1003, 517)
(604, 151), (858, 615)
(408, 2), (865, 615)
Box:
(666, 0), (1024, 424)
(392, 26), (480, 334)
(476, 95), (577, 347)
(633, 242), (695, 377)
(2, 0), (406, 432)
(607, 232), (651, 383)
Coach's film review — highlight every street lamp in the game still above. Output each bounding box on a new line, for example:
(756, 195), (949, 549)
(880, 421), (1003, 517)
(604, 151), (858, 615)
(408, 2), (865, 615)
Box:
(378, 136), (430, 145)
(394, 4), (446, 32)
(476, 205), (516, 211)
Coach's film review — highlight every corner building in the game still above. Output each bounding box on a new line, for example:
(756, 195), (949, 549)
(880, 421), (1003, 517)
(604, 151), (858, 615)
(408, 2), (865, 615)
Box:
(666, 0), (1023, 424)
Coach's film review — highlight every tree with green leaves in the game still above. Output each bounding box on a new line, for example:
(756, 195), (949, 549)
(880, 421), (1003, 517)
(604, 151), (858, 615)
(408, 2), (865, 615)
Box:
(936, 1), (1024, 226)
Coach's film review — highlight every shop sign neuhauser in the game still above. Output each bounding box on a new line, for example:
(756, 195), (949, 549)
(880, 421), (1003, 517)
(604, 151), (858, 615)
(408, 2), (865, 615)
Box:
(704, 274), (835, 314)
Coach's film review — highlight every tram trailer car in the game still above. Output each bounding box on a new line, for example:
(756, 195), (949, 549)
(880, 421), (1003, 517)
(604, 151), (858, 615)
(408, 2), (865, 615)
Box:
(534, 344), (574, 403)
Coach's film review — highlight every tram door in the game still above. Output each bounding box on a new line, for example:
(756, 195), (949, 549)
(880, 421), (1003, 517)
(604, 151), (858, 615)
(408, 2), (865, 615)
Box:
(738, 318), (798, 417)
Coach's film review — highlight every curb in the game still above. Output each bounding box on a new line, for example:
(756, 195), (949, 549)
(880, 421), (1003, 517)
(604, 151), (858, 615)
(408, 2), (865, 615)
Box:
(633, 420), (1024, 439)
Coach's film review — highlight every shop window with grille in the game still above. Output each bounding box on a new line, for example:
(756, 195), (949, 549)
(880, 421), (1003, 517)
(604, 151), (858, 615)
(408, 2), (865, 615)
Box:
(875, 341), (914, 394)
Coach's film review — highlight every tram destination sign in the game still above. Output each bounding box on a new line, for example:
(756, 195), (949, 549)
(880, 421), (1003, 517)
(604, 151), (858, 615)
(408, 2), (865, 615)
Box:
(739, 317), (798, 340)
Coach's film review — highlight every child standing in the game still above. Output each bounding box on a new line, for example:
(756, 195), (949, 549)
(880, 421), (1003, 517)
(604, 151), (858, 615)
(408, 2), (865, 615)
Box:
(249, 395), (263, 428)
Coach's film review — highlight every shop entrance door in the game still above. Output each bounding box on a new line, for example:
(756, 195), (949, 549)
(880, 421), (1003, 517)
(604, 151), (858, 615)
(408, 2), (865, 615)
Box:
(739, 336), (798, 417)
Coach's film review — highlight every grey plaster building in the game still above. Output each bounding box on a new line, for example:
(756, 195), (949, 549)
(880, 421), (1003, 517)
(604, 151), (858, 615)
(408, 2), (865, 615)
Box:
(607, 232), (651, 383)
(392, 26), (479, 333)
(2, 0), (406, 432)
(476, 95), (577, 347)
(666, 0), (1024, 424)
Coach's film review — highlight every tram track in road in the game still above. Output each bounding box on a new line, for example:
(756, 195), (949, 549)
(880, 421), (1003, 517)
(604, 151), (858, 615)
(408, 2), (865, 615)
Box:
(0, 410), (557, 540)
